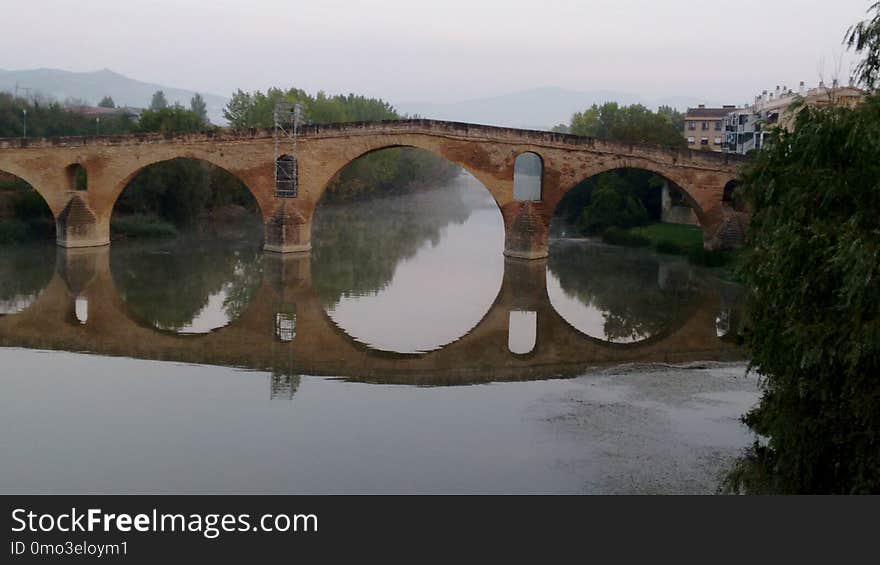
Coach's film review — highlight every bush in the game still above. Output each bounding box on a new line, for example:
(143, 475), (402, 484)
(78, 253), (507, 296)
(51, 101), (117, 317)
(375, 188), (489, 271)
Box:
(601, 226), (650, 247)
(688, 246), (734, 267)
(580, 184), (649, 235)
(111, 215), (178, 238)
(654, 240), (685, 255)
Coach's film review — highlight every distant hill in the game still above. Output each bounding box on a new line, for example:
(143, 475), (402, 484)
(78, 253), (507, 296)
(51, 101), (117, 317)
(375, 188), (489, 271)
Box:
(396, 87), (712, 130)
(0, 68), (228, 124)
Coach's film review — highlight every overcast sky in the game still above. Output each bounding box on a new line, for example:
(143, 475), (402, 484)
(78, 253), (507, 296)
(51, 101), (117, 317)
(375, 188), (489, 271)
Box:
(2, 0), (873, 104)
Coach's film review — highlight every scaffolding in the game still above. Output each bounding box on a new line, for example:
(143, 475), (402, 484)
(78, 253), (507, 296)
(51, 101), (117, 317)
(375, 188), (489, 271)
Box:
(273, 102), (303, 198)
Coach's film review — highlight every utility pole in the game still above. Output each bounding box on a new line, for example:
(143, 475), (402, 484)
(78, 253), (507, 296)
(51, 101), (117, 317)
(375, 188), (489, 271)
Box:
(22, 108), (27, 139)
(96, 116), (100, 136)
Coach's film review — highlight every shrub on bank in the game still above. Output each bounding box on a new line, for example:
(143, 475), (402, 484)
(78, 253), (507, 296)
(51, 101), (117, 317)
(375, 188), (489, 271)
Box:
(653, 240), (685, 255)
(601, 226), (650, 247)
(111, 215), (179, 238)
(688, 247), (735, 268)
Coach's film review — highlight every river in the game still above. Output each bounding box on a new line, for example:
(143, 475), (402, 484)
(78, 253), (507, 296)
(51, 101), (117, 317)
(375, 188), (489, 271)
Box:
(0, 172), (758, 493)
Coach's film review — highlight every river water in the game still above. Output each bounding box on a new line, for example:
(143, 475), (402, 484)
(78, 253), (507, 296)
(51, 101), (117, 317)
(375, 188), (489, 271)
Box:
(0, 172), (757, 493)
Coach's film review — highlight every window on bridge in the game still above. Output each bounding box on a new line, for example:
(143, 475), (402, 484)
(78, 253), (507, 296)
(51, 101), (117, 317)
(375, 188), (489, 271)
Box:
(508, 310), (537, 354)
(66, 164), (87, 191)
(514, 152), (542, 201)
(275, 154), (298, 198)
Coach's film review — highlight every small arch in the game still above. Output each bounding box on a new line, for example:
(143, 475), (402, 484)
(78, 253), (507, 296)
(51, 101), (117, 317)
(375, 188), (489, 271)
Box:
(722, 180), (745, 211)
(508, 310), (537, 354)
(275, 154), (298, 198)
(66, 164), (88, 191)
(513, 152), (542, 201)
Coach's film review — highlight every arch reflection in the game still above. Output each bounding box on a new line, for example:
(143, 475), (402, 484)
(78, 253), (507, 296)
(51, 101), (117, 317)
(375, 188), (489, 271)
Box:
(311, 157), (504, 354)
(546, 240), (699, 343)
(110, 236), (264, 334)
(0, 245), (55, 316)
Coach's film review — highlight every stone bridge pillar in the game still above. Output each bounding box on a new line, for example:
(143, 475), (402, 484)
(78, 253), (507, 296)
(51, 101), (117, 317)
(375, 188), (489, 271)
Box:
(55, 193), (110, 249)
(264, 201), (312, 254)
(502, 201), (550, 260)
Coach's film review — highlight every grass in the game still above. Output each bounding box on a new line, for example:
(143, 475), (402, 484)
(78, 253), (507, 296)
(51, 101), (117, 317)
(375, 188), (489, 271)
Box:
(111, 214), (179, 238)
(629, 223), (704, 254)
(601, 222), (740, 271)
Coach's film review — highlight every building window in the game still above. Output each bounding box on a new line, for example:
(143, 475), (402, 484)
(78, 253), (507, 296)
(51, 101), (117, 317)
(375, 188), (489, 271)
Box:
(687, 137), (695, 144)
(701, 138), (709, 145)
(702, 122), (709, 130)
(714, 138), (722, 145)
(714, 121), (722, 131)
(688, 122), (696, 131)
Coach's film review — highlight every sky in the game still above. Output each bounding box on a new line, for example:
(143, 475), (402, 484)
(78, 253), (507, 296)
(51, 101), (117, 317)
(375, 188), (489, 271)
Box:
(1, 0), (873, 105)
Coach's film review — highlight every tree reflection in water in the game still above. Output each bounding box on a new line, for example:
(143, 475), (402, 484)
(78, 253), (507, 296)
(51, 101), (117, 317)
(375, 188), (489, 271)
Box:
(110, 231), (264, 333)
(547, 240), (702, 343)
(0, 244), (56, 315)
(311, 186), (473, 308)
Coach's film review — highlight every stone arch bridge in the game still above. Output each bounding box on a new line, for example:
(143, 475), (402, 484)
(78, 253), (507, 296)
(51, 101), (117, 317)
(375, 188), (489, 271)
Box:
(0, 119), (745, 257)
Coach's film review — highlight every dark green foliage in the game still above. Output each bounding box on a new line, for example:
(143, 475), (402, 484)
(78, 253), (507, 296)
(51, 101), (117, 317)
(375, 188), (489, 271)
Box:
(150, 90), (168, 110)
(189, 93), (208, 125)
(601, 227), (650, 248)
(0, 92), (137, 137)
(654, 240), (684, 255)
(137, 105), (207, 134)
(111, 214), (178, 238)
(0, 219), (29, 243)
(688, 247), (733, 268)
(579, 176), (649, 235)
(569, 102), (687, 147)
(98, 96), (115, 109)
(115, 159), (256, 228)
(723, 94), (880, 494)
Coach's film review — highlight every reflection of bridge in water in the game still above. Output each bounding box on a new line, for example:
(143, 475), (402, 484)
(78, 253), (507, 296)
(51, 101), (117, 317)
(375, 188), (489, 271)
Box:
(0, 247), (745, 387)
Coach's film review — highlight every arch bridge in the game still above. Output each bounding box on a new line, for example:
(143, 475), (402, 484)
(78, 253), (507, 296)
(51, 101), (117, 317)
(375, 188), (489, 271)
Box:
(0, 119), (746, 257)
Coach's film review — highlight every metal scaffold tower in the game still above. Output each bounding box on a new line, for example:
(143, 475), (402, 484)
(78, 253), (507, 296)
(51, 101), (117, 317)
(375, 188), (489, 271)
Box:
(273, 101), (303, 198)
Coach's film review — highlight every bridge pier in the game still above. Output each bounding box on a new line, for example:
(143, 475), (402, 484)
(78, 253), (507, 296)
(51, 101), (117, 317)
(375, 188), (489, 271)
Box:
(264, 202), (312, 254)
(55, 194), (110, 249)
(502, 201), (549, 260)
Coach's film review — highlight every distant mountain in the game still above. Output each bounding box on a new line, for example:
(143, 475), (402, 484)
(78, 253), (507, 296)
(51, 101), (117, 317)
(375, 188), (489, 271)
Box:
(0, 68), (228, 124)
(396, 87), (711, 130)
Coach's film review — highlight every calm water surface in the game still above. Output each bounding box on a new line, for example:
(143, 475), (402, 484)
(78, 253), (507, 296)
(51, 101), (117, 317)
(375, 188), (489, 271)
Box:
(0, 173), (752, 493)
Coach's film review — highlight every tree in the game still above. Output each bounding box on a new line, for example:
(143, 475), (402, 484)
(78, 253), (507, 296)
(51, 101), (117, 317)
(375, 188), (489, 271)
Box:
(190, 93), (208, 125)
(137, 104), (204, 134)
(579, 174), (649, 235)
(724, 6), (880, 493)
(846, 2), (880, 89)
(98, 96), (116, 109)
(569, 102), (686, 147)
(150, 90), (168, 110)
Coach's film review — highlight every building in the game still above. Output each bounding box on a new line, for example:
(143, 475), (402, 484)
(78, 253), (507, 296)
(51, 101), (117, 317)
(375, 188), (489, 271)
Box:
(724, 81), (866, 155)
(683, 105), (736, 152)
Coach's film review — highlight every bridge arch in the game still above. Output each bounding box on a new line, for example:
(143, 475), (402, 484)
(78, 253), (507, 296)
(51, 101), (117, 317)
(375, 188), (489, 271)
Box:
(110, 154), (270, 222)
(110, 156), (268, 237)
(554, 161), (713, 229)
(309, 139), (508, 214)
